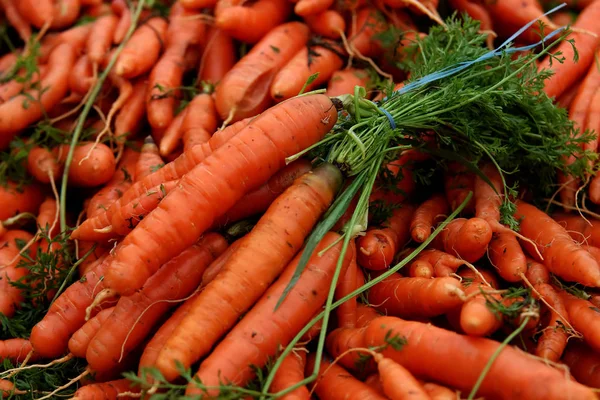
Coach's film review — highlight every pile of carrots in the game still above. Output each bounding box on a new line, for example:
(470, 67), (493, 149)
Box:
(1, 0), (600, 399)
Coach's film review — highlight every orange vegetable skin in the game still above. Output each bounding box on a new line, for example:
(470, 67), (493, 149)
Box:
(115, 18), (168, 78)
(0, 181), (44, 220)
(56, 142), (117, 187)
(71, 379), (139, 400)
(270, 352), (309, 400)
(68, 307), (115, 358)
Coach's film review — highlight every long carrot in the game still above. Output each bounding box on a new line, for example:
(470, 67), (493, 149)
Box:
(154, 162), (342, 381)
(488, 232), (527, 282)
(115, 17), (168, 78)
(186, 231), (354, 395)
(214, 22), (310, 122)
(0, 43), (76, 150)
(174, 93), (218, 155)
(270, 352), (310, 400)
(365, 316), (597, 400)
(533, 283), (570, 361)
(86, 233), (227, 373)
(515, 200), (600, 286)
(102, 94), (337, 298)
(146, 51), (186, 131)
(335, 244), (359, 329)
(68, 307), (115, 358)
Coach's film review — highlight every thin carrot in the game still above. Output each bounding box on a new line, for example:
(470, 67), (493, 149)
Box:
(114, 79), (147, 140)
(335, 244), (359, 329)
(146, 51), (186, 131)
(69, 54), (95, 96)
(165, 1), (207, 52)
(115, 17), (168, 78)
(422, 382), (457, 400)
(86, 233), (227, 373)
(515, 200), (600, 287)
(270, 352), (310, 400)
(156, 105), (186, 157)
(304, 10), (346, 40)
(365, 316), (597, 400)
(112, 0), (131, 45)
(198, 27), (237, 86)
(560, 291), (600, 352)
(552, 212), (600, 246)
(368, 274), (465, 319)
(200, 238), (243, 287)
(356, 205), (415, 270)
(187, 231), (354, 395)
(524, 258), (550, 285)
(0, 338), (39, 364)
(533, 283), (570, 361)
(154, 162), (342, 381)
(410, 193), (449, 243)
(173, 93), (218, 155)
(216, 0), (292, 44)
(562, 341), (600, 388)
(214, 22), (310, 122)
(0, 43), (76, 150)
(372, 352), (431, 400)
(488, 232), (527, 282)
(87, 14), (120, 65)
(135, 138), (164, 182)
(71, 379), (140, 400)
(68, 307), (115, 358)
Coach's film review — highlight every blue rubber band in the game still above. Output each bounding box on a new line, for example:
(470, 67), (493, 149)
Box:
(379, 107), (397, 129)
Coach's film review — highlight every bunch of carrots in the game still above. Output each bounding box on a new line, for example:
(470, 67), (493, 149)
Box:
(1, 0), (600, 399)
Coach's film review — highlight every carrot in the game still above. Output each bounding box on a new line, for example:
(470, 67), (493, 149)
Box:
(485, 0), (554, 44)
(356, 205), (415, 270)
(460, 279), (502, 337)
(71, 379), (139, 400)
(114, 79), (147, 140)
(409, 249), (465, 277)
(326, 328), (374, 372)
(112, 2), (131, 45)
(438, 218), (493, 263)
(556, 77), (582, 109)
(86, 233), (227, 373)
(372, 352), (431, 400)
(335, 244), (359, 329)
(17, 0), (80, 30)
(364, 374), (385, 395)
(71, 117), (253, 241)
(326, 68), (368, 97)
(56, 142), (117, 188)
(154, 162), (341, 380)
(488, 232), (527, 282)
(533, 283), (570, 361)
(180, 0), (218, 9)
(562, 341), (600, 388)
(173, 93), (218, 155)
(370, 149), (424, 204)
(348, 8), (388, 58)
(443, 162), (475, 213)
(26, 146), (62, 184)
(271, 43), (345, 101)
(539, 0), (600, 99)
(216, 0), (292, 44)
(30, 256), (113, 358)
(214, 22), (310, 122)
(306, 354), (388, 400)
(165, 2), (206, 52)
(146, 51), (186, 131)
(304, 10), (346, 40)
(115, 17), (168, 78)
(68, 307), (115, 358)
(552, 212), (600, 246)
(368, 274), (465, 319)
(270, 352), (310, 400)
(514, 200), (600, 286)
(198, 27), (237, 86)
(0, 339), (39, 364)
(560, 291), (600, 352)
(102, 94), (337, 299)
(0, 65), (47, 105)
(295, 0), (334, 16)
(524, 258), (550, 285)
(422, 382), (457, 400)
(0, 230), (35, 317)
(69, 54), (95, 96)
(448, 0), (494, 48)
(0, 43), (76, 150)
(0, 0), (31, 42)
(187, 231), (354, 394)
(201, 238), (243, 288)
(135, 138), (163, 182)
(87, 14), (120, 65)
(408, 259), (434, 278)
(365, 316), (597, 400)
(212, 159), (313, 228)
(156, 105), (186, 156)
(410, 193), (449, 243)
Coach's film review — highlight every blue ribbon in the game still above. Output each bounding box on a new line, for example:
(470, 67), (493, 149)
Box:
(377, 3), (568, 128)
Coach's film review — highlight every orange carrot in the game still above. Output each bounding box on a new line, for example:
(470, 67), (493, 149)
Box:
(348, 8), (388, 58)
(408, 259), (434, 278)
(326, 68), (368, 97)
(115, 17), (168, 78)
(524, 258), (550, 285)
(560, 291), (600, 352)
(335, 244), (359, 329)
(485, 0), (554, 44)
(562, 341), (600, 388)
(135, 138), (164, 182)
(369, 274), (464, 319)
(17, 0), (80, 30)
(459, 278), (502, 337)
(180, 0), (218, 9)
(326, 328), (373, 372)
(26, 146), (62, 184)
(0, 182), (44, 221)
(71, 379), (139, 400)
(146, 51), (186, 131)
(0, 0), (31, 42)
(372, 352), (431, 400)
(112, 0), (131, 45)
(364, 374), (385, 395)
(409, 249), (464, 277)
(0, 338), (39, 364)
(201, 238), (243, 287)
(0, 230), (35, 317)
(165, 1), (207, 52)
(410, 193), (449, 243)
(422, 382), (458, 400)
(304, 10), (346, 39)
(552, 212), (600, 247)
(87, 14), (120, 65)
(154, 161), (341, 381)
(68, 307), (115, 358)
(0, 43), (76, 150)
(365, 316), (596, 400)
(438, 218), (493, 263)
(214, 21), (310, 122)
(488, 232), (527, 282)
(356, 205), (415, 270)
(56, 142), (117, 188)
(174, 93), (218, 155)
(295, 0), (333, 16)
(270, 352), (310, 400)
(187, 231), (354, 395)
(539, 0), (600, 99)
(114, 79), (147, 140)
(69, 54), (95, 95)
(156, 106), (186, 157)
(216, 0), (292, 43)
(86, 233), (227, 373)
(449, 0), (494, 48)
(306, 354), (388, 400)
(533, 283), (570, 361)
(198, 27), (237, 86)
(515, 200), (600, 286)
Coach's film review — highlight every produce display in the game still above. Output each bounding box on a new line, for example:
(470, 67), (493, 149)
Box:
(1, 0), (600, 399)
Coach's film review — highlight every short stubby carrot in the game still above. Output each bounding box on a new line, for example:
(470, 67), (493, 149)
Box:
(102, 94), (337, 297)
(68, 307), (115, 358)
(154, 162), (342, 381)
(459, 279), (503, 337)
(372, 352), (431, 400)
(356, 205), (415, 270)
(365, 316), (597, 400)
(270, 352), (310, 400)
(294, 0), (333, 16)
(214, 22), (310, 122)
(56, 142), (117, 188)
(271, 43), (345, 101)
(176, 93), (218, 154)
(115, 17), (168, 79)
(409, 249), (464, 277)
(304, 10), (346, 40)
(368, 274), (465, 319)
(0, 43), (76, 150)
(0, 181), (44, 220)
(86, 233), (227, 373)
(326, 326), (373, 373)
(438, 218), (493, 263)
(515, 200), (600, 286)
(410, 193), (449, 243)
(186, 231), (353, 395)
